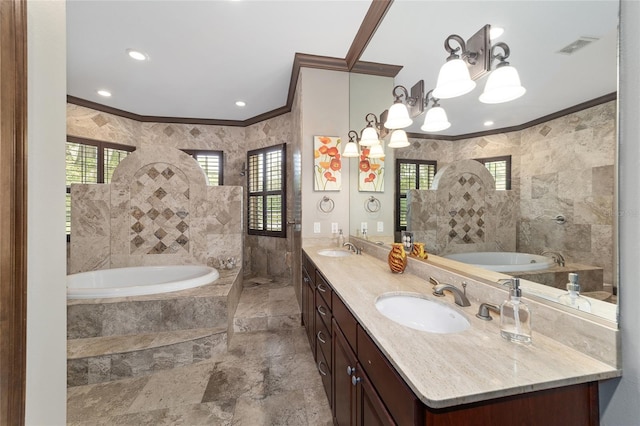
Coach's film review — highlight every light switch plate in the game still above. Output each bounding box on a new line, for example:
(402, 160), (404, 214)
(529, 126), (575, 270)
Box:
(377, 221), (384, 232)
(331, 222), (339, 234)
(314, 222), (321, 234)
(361, 222), (368, 233)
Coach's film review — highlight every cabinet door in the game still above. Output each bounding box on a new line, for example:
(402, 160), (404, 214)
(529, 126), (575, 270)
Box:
(302, 267), (315, 356)
(333, 319), (357, 426)
(354, 364), (396, 426)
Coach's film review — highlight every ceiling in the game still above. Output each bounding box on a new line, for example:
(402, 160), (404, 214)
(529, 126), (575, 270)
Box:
(67, 0), (619, 136)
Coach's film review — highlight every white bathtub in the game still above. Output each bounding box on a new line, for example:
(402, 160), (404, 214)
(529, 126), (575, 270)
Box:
(67, 265), (220, 299)
(443, 252), (555, 272)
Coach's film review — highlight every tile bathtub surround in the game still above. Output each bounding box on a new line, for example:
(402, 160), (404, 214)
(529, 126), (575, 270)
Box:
(70, 145), (243, 273)
(67, 278), (332, 426)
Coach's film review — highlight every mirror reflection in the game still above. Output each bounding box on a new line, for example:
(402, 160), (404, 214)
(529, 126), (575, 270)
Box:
(348, 1), (618, 323)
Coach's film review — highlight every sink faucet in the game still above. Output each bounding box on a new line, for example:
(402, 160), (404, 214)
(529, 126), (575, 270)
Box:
(541, 250), (565, 267)
(429, 277), (471, 307)
(343, 242), (361, 255)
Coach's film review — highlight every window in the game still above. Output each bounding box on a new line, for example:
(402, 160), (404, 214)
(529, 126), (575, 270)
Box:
(66, 136), (135, 238)
(247, 144), (286, 237)
(476, 155), (511, 190)
(396, 159), (437, 231)
(182, 150), (223, 186)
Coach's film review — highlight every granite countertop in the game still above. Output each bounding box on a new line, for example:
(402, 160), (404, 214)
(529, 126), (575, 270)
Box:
(303, 245), (619, 409)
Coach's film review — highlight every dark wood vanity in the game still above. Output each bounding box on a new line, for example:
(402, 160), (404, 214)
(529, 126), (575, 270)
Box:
(302, 251), (601, 426)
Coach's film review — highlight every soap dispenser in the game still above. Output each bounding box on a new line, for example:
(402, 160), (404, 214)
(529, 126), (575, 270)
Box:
(558, 273), (591, 313)
(337, 229), (345, 248)
(500, 278), (532, 344)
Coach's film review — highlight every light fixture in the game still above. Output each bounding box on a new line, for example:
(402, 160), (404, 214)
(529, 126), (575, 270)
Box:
(484, 120), (494, 126)
(126, 49), (148, 61)
(342, 130), (360, 157)
(479, 42), (526, 104)
(433, 25), (492, 99)
(360, 113), (387, 146)
(235, 100), (246, 107)
(97, 89), (112, 97)
(490, 27), (504, 40)
(421, 90), (451, 132)
(384, 81), (424, 129)
(388, 130), (410, 148)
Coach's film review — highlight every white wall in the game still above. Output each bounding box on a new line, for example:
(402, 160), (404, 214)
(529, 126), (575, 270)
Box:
(599, 1), (640, 424)
(301, 68), (351, 239)
(26, 1), (67, 424)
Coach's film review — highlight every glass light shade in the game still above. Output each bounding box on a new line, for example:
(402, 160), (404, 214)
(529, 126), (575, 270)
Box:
(421, 106), (451, 132)
(368, 143), (385, 159)
(479, 65), (526, 104)
(388, 130), (410, 148)
(342, 141), (360, 157)
(384, 103), (413, 129)
(433, 58), (476, 99)
(359, 126), (380, 146)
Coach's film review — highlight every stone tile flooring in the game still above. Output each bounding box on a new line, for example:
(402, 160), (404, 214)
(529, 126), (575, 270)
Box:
(67, 277), (332, 425)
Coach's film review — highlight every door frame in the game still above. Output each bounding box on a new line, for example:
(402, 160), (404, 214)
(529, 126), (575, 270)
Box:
(0, 0), (28, 424)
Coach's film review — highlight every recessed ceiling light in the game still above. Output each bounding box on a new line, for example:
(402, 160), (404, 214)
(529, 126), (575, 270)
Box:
(490, 27), (504, 40)
(126, 49), (148, 61)
(235, 101), (246, 107)
(484, 120), (494, 126)
(97, 90), (112, 97)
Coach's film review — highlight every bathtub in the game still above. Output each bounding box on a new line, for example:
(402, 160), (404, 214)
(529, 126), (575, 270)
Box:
(443, 252), (555, 272)
(67, 265), (220, 299)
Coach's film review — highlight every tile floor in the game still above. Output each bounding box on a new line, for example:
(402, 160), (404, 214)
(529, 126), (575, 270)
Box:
(67, 277), (332, 425)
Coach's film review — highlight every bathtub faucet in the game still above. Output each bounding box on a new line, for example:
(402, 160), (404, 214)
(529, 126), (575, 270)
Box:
(541, 250), (565, 267)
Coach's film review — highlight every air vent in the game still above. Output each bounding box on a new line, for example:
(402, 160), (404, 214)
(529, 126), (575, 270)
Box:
(557, 37), (599, 55)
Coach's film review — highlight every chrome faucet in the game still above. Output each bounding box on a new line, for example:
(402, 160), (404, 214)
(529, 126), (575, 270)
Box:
(343, 242), (361, 255)
(429, 277), (471, 307)
(541, 250), (565, 267)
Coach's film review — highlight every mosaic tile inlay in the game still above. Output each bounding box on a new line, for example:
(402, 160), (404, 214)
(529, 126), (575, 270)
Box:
(447, 173), (486, 244)
(130, 163), (191, 255)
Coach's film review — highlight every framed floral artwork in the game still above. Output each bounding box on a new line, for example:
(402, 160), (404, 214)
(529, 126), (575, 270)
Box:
(314, 136), (342, 191)
(358, 147), (385, 192)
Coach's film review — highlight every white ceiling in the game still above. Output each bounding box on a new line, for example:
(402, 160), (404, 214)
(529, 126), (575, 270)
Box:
(67, 0), (619, 136)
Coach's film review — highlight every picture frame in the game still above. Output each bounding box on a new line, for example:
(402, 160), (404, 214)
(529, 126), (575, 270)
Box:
(313, 136), (342, 191)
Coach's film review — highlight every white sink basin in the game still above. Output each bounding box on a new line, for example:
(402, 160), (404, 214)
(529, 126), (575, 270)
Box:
(317, 249), (352, 257)
(375, 293), (470, 334)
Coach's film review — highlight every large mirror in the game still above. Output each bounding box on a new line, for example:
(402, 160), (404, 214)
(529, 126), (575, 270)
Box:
(349, 1), (618, 323)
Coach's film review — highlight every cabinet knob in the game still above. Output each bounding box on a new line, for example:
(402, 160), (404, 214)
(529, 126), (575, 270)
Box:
(317, 283), (327, 292)
(317, 305), (327, 316)
(352, 375), (361, 386)
(304, 277), (310, 283)
(347, 366), (355, 376)
(317, 330), (326, 344)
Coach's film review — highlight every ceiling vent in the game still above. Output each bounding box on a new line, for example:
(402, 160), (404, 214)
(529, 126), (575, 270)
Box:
(557, 37), (599, 55)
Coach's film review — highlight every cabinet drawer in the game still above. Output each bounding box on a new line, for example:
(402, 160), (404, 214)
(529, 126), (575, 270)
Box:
(317, 342), (332, 404)
(333, 292), (357, 351)
(315, 271), (332, 308)
(357, 325), (423, 426)
(315, 287), (332, 331)
(315, 309), (332, 369)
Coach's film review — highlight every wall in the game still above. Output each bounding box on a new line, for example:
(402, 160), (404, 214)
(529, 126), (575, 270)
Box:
(599, 1), (640, 423)
(300, 68), (351, 240)
(243, 112), (295, 278)
(26, 1), (67, 423)
(397, 101), (616, 285)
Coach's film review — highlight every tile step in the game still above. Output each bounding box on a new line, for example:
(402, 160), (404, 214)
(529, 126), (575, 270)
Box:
(68, 326), (226, 360)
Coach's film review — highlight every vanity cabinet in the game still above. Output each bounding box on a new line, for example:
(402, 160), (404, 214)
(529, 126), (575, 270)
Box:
(302, 251), (600, 426)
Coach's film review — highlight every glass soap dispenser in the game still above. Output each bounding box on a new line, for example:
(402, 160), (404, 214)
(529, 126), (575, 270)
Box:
(558, 273), (591, 313)
(500, 278), (532, 344)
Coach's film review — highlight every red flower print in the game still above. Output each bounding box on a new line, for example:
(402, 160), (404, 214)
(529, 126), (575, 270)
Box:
(327, 147), (339, 157)
(324, 171), (336, 182)
(318, 145), (328, 155)
(330, 158), (341, 171)
(359, 159), (371, 172)
(364, 173), (376, 183)
(318, 136), (332, 144)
